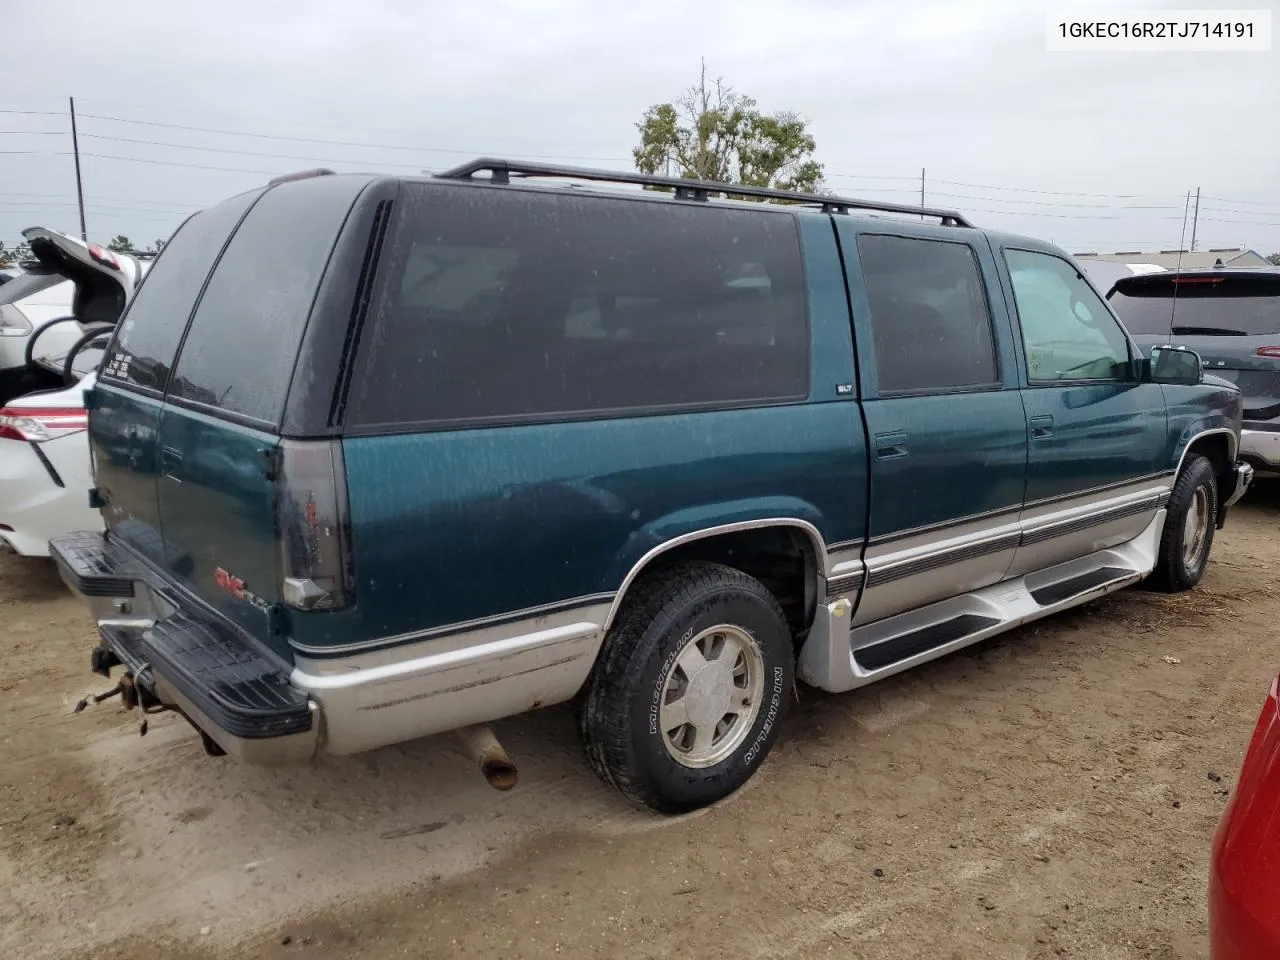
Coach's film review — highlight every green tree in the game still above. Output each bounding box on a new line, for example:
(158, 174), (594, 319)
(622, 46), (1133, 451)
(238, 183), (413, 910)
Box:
(1267, 253), (1280, 266)
(107, 235), (136, 253)
(632, 60), (824, 196)
(0, 241), (32, 267)
(154, 238), (167, 253)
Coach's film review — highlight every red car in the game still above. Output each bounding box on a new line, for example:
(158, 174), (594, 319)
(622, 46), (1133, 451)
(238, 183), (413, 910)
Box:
(1210, 675), (1280, 958)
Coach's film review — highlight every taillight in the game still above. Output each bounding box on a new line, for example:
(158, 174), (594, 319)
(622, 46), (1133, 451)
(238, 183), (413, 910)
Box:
(276, 439), (354, 612)
(0, 303), (33, 338)
(1256, 346), (1280, 359)
(87, 244), (120, 271)
(0, 406), (88, 442)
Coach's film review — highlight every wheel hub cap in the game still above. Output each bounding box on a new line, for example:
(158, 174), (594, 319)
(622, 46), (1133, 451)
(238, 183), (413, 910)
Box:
(657, 624), (765, 770)
(1182, 486), (1210, 568)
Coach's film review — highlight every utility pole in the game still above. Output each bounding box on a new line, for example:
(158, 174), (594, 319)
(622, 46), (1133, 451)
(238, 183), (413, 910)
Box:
(69, 97), (87, 241)
(920, 167), (926, 220)
(1190, 186), (1201, 252)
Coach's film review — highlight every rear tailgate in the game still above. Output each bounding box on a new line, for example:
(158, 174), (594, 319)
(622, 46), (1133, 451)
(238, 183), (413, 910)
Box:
(1111, 272), (1280, 419)
(147, 174), (371, 658)
(90, 190), (264, 570)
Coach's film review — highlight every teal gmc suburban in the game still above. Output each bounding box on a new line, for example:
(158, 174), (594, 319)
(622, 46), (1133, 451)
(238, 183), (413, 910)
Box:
(51, 160), (1252, 814)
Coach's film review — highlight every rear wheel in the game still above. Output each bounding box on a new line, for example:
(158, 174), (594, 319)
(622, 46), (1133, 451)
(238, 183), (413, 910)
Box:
(1149, 454), (1218, 592)
(579, 562), (793, 814)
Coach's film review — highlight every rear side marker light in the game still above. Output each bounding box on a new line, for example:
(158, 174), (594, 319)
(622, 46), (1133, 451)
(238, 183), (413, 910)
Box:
(1256, 346), (1280, 359)
(0, 406), (88, 442)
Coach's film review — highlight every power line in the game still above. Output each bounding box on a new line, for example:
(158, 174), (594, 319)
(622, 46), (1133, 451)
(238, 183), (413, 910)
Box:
(1199, 195), (1280, 211)
(1, 192), (197, 211)
(76, 111), (632, 164)
(82, 133), (426, 170)
(926, 190), (1180, 211)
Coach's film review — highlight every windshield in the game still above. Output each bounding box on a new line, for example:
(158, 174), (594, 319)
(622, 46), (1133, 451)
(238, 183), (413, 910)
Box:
(0, 269), (62, 305)
(1109, 274), (1280, 336)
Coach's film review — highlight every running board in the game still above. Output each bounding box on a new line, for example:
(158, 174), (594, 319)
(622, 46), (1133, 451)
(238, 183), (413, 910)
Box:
(853, 614), (1000, 672)
(797, 511), (1165, 693)
(1028, 566), (1133, 606)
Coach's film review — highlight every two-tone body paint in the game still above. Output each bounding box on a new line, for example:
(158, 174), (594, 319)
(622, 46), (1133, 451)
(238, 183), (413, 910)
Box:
(75, 175), (1247, 765)
(292, 212), (869, 652)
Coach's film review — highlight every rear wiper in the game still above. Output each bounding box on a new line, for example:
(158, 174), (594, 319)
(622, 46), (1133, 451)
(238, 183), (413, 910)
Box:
(1170, 325), (1248, 336)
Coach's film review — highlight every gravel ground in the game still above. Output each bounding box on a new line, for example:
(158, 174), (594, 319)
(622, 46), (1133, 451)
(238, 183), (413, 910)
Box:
(2, 485), (1277, 960)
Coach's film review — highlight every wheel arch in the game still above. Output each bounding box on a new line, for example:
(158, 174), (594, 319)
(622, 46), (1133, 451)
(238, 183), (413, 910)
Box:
(602, 516), (831, 637)
(1175, 427), (1236, 487)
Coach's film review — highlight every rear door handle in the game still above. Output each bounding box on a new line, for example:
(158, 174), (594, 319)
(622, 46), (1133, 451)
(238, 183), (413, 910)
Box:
(160, 445), (184, 483)
(873, 431), (908, 459)
(1029, 415), (1054, 440)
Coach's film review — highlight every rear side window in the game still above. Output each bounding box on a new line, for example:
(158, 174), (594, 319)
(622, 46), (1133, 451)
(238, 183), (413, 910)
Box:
(857, 234), (998, 394)
(103, 192), (261, 392)
(348, 185), (809, 428)
(1110, 274), (1280, 336)
(0, 270), (63, 304)
(168, 177), (364, 424)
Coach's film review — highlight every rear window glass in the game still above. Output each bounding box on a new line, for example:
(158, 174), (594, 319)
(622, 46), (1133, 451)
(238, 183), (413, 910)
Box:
(103, 192), (261, 392)
(0, 270), (64, 305)
(1110, 275), (1280, 336)
(857, 234), (997, 394)
(349, 185), (809, 427)
(168, 176), (364, 424)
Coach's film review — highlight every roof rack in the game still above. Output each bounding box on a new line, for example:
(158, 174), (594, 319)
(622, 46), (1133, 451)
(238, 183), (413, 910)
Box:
(435, 158), (973, 228)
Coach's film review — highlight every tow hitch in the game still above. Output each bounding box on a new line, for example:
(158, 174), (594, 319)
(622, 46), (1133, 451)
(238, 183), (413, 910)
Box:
(73, 644), (168, 737)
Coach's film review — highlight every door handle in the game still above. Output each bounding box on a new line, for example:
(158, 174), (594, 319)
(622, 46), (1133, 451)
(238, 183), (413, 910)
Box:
(160, 445), (184, 483)
(1029, 415), (1054, 440)
(873, 431), (908, 459)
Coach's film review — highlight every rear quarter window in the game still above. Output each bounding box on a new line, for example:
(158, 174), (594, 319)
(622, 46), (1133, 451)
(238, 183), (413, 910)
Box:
(103, 191), (262, 392)
(348, 185), (810, 428)
(1110, 274), (1280, 336)
(0, 270), (64, 305)
(167, 176), (368, 425)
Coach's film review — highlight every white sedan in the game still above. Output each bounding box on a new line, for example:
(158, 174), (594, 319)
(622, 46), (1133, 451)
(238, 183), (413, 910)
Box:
(0, 228), (146, 557)
(0, 371), (101, 555)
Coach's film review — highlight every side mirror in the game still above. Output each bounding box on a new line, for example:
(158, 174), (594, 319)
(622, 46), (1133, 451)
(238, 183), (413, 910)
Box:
(1148, 345), (1204, 385)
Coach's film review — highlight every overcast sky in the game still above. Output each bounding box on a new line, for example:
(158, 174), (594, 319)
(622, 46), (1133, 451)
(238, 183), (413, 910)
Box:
(2, 0), (1277, 257)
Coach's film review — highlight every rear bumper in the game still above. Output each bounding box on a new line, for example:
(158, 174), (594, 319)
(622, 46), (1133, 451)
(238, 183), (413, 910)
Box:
(1223, 461), (1254, 510)
(1240, 421), (1280, 475)
(49, 530), (320, 765)
(0, 433), (101, 557)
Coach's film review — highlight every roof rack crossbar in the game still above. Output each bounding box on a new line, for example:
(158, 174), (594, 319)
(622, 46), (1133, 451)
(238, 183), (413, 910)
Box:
(435, 158), (973, 228)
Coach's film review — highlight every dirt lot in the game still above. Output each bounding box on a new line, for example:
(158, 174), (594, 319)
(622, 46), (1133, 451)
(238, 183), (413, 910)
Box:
(2, 489), (1278, 960)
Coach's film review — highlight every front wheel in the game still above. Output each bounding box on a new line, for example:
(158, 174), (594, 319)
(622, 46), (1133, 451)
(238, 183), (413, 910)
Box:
(1149, 454), (1218, 593)
(578, 562), (794, 814)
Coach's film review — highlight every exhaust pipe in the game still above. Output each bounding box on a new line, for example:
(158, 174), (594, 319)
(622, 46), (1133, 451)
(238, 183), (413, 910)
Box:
(455, 725), (518, 791)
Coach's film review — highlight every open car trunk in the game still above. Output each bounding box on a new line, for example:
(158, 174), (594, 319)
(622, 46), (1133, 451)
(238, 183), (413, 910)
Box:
(0, 228), (144, 405)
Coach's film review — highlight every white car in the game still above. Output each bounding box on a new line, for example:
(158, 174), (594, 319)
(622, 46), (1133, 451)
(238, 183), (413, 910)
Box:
(0, 227), (144, 406)
(0, 372), (102, 555)
(0, 228), (143, 556)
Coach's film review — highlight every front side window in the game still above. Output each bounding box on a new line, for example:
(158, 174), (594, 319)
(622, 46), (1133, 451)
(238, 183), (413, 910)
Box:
(857, 234), (998, 395)
(1006, 249), (1132, 383)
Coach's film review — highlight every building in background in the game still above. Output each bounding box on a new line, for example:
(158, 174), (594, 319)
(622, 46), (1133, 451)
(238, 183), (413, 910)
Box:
(1076, 248), (1270, 270)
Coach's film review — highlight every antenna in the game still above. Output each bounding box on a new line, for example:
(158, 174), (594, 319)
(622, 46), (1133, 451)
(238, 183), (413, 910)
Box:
(1167, 190), (1192, 343)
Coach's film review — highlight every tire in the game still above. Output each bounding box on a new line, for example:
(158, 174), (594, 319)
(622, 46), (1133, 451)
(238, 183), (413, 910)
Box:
(579, 562), (794, 814)
(1149, 454), (1218, 593)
